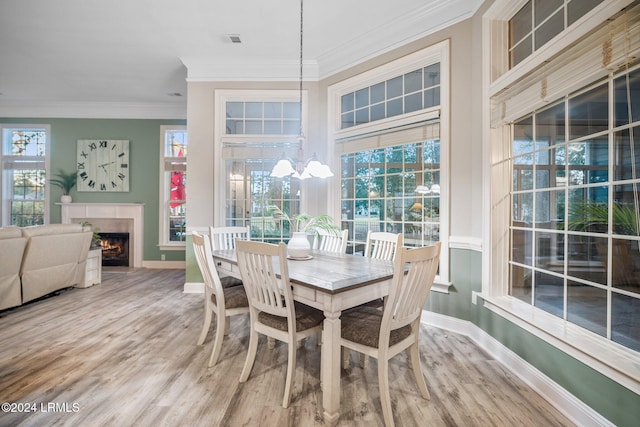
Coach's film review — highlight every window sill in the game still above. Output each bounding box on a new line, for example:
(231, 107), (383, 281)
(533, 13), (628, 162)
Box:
(480, 294), (640, 394)
(431, 278), (452, 294)
(159, 244), (186, 251)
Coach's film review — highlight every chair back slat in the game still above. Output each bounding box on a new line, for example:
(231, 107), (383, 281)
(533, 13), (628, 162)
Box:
(236, 240), (293, 319)
(192, 231), (225, 300)
(209, 226), (250, 250)
(313, 229), (348, 253)
(364, 231), (402, 261)
(383, 243), (441, 334)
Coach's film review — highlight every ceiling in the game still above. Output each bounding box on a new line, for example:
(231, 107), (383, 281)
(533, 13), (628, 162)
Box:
(0, 0), (483, 118)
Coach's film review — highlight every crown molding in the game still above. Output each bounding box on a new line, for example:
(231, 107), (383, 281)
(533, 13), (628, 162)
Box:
(316, 0), (482, 79)
(0, 100), (186, 119)
(181, 58), (319, 82)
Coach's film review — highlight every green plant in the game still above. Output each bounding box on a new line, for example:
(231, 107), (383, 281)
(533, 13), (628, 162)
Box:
(568, 201), (639, 235)
(80, 221), (102, 248)
(268, 205), (339, 236)
(48, 169), (77, 195)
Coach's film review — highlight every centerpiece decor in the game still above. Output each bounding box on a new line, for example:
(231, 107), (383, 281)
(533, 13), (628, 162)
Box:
(269, 205), (339, 259)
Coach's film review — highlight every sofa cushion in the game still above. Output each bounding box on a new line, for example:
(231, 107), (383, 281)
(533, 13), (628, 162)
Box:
(21, 223), (84, 237)
(0, 227), (22, 239)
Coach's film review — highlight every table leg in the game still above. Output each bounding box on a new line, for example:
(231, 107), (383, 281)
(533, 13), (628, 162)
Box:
(322, 310), (341, 426)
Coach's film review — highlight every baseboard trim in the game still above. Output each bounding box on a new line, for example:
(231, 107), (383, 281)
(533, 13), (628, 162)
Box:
(142, 260), (186, 269)
(421, 311), (614, 427)
(184, 282), (204, 294)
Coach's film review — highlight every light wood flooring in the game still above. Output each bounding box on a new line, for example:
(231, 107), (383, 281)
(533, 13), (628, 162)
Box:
(0, 268), (574, 427)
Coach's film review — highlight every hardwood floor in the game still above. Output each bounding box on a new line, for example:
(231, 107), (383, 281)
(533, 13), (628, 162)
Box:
(0, 268), (574, 427)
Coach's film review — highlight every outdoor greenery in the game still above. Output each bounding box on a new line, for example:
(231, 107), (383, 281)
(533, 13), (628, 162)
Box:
(268, 205), (339, 236)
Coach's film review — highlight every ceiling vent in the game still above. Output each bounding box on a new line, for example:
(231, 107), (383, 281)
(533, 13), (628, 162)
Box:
(226, 34), (242, 44)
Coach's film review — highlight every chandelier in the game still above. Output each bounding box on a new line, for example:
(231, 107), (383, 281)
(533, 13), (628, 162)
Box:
(270, 0), (333, 180)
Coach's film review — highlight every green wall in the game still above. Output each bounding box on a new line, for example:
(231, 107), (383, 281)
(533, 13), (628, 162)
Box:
(430, 248), (640, 427)
(0, 117), (186, 262)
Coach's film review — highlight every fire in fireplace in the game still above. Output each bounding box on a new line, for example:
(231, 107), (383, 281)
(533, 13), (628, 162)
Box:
(98, 232), (130, 267)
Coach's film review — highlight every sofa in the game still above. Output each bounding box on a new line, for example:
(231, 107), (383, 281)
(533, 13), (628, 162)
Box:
(0, 224), (92, 310)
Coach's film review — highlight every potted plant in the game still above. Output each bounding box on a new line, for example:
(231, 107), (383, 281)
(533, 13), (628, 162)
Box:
(269, 205), (340, 259)
(80, 221), (102, 249)
(49, 169), (77, 203)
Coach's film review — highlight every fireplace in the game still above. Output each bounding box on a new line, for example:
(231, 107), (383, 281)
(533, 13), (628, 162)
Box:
(60, 203), (143, 268)
(99, 232), (130, 267)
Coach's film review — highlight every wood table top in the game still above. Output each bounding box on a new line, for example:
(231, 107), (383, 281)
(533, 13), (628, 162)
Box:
(212, 249), (394, 295)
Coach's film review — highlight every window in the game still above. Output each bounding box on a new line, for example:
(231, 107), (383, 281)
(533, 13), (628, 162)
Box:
(1, 125), (49, 226)
(509, 0), (604, 68)
(340, 138), (441, 255)
(226, 156), (301, 242)
(510, 67), (640, 351)
(340, 63), (440, 128)
(216, 91), (303, 241)
(159, 126), (187, 248)
(330, 41), (450, 286)
(486, 0), (640, 387)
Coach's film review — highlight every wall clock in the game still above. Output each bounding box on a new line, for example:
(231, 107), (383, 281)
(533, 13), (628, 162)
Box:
(77, 140), (129, 192)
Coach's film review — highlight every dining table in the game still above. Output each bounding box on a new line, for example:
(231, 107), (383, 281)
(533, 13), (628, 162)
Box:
(211, 248), (395, 426)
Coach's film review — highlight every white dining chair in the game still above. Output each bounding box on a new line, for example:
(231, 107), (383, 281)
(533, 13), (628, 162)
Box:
(235, 239), (324, 408)
(340, 242), (441, 427)
(312, 228), (348, 253)
(364, 230), (402, 261)
(195, 226), (250, 346)
(348, 230), (404, 368)
(192, 231), (249, 366)
(209, 225), (250, 250)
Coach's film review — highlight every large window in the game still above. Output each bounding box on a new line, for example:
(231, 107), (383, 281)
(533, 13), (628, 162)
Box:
(1, 125), (49, 226)
(159, 126), (187, 248)
(216, 91), (303, 241)
(510, 67), (640, 351)
(486, 0), (640, 388)
(330, 41), (450, 285)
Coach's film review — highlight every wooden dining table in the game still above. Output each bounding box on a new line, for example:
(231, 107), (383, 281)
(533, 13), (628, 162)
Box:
(211, 248), (395, 426)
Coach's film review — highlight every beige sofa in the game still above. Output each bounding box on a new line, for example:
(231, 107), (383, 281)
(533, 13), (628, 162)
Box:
(0, 227), (27, 310)
(0, 224), (92, 310)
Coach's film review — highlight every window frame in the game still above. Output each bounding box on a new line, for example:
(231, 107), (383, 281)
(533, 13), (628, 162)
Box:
(483, 0), (640, 394)
(214, 90), (307, 230)
(158, 125), (187, 250)
(327, 40), (451, 291)
(0, 124), (51, 227)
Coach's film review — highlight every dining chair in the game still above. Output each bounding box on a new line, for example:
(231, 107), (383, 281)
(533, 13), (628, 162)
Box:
(312, 228), (348, 253)
(235, 239), (324, 408)
(209, 227), (250, 281)
(209, 225), (250, 251)
(195, 226), (249, 345)
(348, 231), (404, 368)
(340, 242), (441, 427)
(364, 230), (403, 261)
(192, 231), (250, 366)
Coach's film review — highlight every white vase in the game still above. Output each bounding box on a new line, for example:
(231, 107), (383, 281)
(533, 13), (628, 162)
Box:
(287, 231), (311, 259)
(60, 195), (72, 204)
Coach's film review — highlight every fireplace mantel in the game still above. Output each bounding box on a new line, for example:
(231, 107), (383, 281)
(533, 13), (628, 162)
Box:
(60, 203), (144, 267)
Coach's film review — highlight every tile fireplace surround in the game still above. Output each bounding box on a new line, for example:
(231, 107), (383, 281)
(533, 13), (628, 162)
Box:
(60, 203), (144, 268)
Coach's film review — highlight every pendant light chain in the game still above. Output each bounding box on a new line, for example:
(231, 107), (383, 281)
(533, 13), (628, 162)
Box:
(269, 0), (333, 179)
(299, 0), (304, 137)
